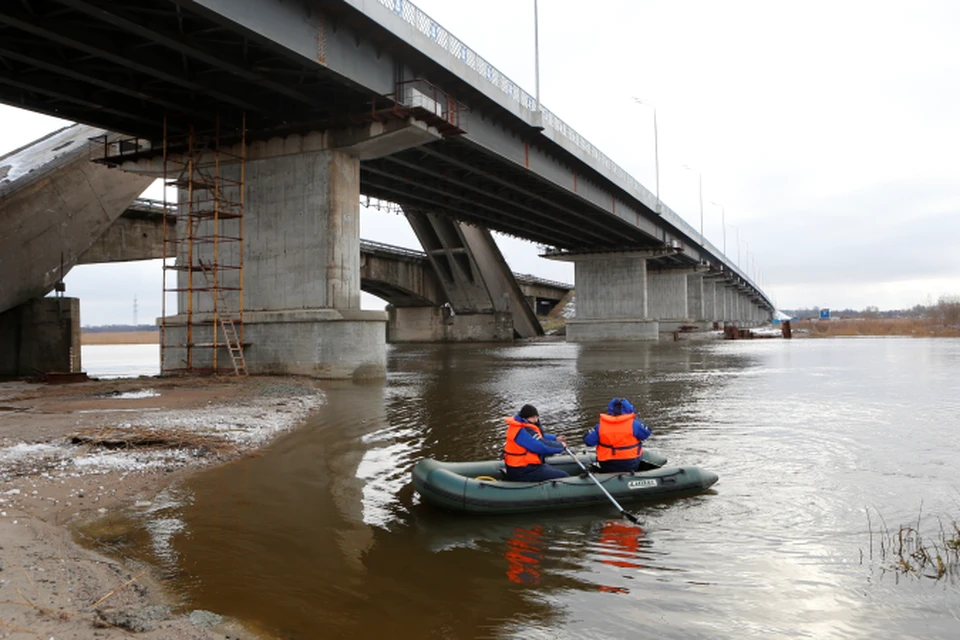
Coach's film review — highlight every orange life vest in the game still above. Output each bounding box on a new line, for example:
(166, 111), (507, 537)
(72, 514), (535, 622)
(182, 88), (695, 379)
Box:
(596, 413), (642, 462)
(504, 417), (545, 467)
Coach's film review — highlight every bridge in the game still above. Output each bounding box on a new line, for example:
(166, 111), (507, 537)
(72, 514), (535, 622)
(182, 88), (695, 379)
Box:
(0, 0), (773, 378)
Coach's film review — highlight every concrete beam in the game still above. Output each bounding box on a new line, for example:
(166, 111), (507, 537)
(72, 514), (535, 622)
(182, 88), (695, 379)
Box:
(78, 210), (174, 264)
(333, 119), (442, 160)
(0, 124), (152, 314)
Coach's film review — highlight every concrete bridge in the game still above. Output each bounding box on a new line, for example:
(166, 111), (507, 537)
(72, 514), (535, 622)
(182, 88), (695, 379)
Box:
(0, 0), (774, 377)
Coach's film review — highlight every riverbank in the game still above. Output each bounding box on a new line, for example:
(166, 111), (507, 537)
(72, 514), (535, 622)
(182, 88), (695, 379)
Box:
(0, 375), (323, 639)
(81, 331), (159, 345)
(793, 318), (960, 337)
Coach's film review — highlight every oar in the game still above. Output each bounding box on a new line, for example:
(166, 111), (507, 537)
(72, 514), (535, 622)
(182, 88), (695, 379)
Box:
(562, 445), (639, 524)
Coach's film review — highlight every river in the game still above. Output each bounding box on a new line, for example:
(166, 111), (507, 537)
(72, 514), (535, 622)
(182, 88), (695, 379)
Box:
(80, 338), (960, 639)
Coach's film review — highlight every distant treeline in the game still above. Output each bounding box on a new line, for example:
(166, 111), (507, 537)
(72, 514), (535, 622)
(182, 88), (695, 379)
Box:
(784, 296), (960, 324)
(81, 324), (158, 333)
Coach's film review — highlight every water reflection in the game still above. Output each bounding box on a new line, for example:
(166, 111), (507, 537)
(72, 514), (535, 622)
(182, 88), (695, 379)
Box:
(504, 525), (544, 585)
(596, 520), (646, 570)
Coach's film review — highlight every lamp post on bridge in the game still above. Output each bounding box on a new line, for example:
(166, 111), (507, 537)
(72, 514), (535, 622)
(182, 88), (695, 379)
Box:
(632, 98), (660, 215)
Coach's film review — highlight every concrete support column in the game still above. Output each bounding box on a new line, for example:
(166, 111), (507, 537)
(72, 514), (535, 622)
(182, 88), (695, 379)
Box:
(0, 297), (81, 376)
(164, 146), (387, 378)
(648, 270), (691, 333)
(722, 286), (735, 325)
(701, 279), (717, 326)
(686, 273), (705, 328)
(561, 253), (658, 341)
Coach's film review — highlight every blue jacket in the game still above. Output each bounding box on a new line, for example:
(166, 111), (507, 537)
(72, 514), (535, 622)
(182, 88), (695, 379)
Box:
(512, 415), (565, 459)
(582, 399), (652, 448)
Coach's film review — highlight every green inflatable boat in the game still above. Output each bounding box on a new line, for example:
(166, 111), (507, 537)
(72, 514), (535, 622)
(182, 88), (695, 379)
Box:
(412, 450), (718, 515)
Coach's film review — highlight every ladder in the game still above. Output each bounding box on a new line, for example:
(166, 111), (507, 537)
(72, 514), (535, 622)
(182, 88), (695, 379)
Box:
(197, 259), (248, 376)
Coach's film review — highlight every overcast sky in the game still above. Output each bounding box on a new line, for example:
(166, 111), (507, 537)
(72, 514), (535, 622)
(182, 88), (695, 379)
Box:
(2, 0), (958, 325)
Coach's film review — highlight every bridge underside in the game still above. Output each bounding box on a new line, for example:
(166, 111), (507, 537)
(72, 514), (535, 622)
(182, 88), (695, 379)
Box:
(0, 0), (773, 374)
(0, 0), (699, 263)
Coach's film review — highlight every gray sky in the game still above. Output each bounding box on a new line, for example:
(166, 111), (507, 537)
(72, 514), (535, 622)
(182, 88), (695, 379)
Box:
(2, 0), (958, 324)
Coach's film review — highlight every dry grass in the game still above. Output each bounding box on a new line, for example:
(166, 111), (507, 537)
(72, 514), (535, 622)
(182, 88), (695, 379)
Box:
(865, 507), (960, 581)
(81, 331), (159, 345)
(68, 424), (241, 458)
(796, 318), (960, 338)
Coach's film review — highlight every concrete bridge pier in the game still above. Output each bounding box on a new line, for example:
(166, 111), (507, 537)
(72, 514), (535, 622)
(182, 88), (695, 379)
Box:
(0, 297), (81, 377)
(721, 283), (737, 327)
(401, 210), (541, 342)
(701, 277), (721, 328)
(647, 268), (698, 334)
(162, 145), (387, 377)
(118, 123), (442, 378)
(552, 251), (661, 342)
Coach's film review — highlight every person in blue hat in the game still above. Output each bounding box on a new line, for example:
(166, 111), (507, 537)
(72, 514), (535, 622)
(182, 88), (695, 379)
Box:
(583, 398), (652, 473)
(503, 404), (570, 481)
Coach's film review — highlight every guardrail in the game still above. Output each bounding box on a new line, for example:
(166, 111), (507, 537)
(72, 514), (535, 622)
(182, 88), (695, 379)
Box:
(512, 272), (573, 290)
(126, 197), (173, 213)
(374, 0), (772, 308)
(377, 0), (650, 212)
(360, 238), (427, 259)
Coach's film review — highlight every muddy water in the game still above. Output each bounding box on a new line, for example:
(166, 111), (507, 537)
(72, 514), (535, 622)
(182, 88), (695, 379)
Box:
(83, 339), (960, 639)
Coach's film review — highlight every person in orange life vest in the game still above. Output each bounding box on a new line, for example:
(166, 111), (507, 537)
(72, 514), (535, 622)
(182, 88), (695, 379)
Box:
(503, 404), (570, 482)
(583, 397), (652, 473)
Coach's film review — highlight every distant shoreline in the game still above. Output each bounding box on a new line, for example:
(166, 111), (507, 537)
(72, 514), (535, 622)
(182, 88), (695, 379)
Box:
(81, 330), (159, 345)
(792, 318), (960, 338)
(78, 319), (959, 345)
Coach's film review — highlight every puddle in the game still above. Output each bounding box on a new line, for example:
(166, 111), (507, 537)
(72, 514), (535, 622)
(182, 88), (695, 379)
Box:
(102, 389), (162, 399)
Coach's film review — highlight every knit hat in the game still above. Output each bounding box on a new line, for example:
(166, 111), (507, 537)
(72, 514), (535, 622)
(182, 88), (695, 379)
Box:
(519, 404), (539, 419)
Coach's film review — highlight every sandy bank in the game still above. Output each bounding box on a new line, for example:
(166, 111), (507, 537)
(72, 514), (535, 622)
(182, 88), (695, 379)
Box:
(0, 375), (323, 639)
(81, 331), (160, 345)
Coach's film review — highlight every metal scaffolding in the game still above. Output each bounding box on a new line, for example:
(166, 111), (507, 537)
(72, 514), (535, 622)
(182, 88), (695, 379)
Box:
(161, 114), (247, 375)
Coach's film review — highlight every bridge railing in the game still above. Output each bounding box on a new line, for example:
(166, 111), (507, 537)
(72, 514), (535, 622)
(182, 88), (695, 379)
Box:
(377, 0), (650, 213)
(128, 197), (172, 213)
(360, 239), (427, 259)
(376, 0), (768, 306)
(512, 272), (574, 290)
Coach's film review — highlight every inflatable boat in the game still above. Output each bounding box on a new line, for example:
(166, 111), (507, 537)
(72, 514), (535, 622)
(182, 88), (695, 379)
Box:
(411, 449), (718, 515)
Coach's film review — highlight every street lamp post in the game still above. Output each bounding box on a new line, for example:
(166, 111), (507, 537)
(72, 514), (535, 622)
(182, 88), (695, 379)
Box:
(632, 98), (660, 214)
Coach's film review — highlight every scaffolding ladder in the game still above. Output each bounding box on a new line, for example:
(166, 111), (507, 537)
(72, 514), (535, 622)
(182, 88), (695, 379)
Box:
(160, 113), (248, 375)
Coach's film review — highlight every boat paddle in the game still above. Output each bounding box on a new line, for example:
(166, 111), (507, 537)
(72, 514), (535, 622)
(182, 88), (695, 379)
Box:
(562, 445), (639, 524)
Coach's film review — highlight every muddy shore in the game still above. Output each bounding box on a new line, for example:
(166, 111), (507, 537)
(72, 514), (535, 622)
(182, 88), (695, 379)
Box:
(0, 375), (324, 640)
